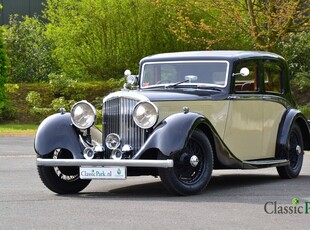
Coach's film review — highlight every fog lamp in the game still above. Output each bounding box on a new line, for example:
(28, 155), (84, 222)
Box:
(105, 133), (121, 150)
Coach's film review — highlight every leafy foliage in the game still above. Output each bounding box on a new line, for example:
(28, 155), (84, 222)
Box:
(26, 91), (75, 119)
(0, 25), (9, 120)
(48, 73), (78, 98)
(278, 31), (310, 86)
(44, 0), (187, 80)
(156, 0), (309, 51)
(2, 0), (310, 122)
(4, 15), (59, 83)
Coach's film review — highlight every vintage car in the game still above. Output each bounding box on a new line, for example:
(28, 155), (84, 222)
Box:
(35, 51), (310, 195)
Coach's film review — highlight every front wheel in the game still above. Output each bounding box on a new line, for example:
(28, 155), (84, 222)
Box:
(158, 130), (213, 195)
(37, 149), (91, 194)
(277, 124), (304, 179)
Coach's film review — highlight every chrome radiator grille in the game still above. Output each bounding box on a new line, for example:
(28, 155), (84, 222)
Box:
(103, 97), (145, 156)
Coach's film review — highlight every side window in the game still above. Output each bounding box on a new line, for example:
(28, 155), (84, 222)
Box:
(264, 62), (283, 93)
(234, 61), (259, 92)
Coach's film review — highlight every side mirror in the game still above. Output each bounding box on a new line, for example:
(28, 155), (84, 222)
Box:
(232, 67), (250, 77)
(240, 67), (250, 77)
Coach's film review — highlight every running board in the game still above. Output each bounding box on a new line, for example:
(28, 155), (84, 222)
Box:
(242, 159), (289, 169)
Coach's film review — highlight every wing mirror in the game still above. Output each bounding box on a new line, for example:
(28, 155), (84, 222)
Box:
(232, 67), (250, 77)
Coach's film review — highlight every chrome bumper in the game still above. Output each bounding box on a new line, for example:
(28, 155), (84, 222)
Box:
(37, 158), (174, 168)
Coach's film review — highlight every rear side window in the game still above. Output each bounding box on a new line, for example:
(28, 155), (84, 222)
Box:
(264, 61), (283, 94)
(234, 60), (259, 92)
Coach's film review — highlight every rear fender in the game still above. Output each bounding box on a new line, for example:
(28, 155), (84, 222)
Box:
(276, 109), (310, 158)
(34, 113), (83, 158)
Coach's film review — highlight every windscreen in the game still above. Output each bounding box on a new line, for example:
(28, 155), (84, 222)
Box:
(141, 61), (229, 88)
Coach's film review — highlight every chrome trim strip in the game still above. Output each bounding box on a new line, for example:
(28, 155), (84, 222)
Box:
(140, 60), (230, 88)
(37, 158), (174, 168)
(228, 94), (292, 109)
(103, 91), (150, 104)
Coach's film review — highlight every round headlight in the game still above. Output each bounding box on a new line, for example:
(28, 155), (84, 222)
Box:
(71, 101), (96, 129)
(133, 101), (158, 129)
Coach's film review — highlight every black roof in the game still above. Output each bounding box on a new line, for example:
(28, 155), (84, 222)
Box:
(140, 50), (285, 63)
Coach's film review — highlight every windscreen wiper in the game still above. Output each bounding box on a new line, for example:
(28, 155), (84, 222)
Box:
(165, 79), (189, 88)
(196, 85), (222, 91)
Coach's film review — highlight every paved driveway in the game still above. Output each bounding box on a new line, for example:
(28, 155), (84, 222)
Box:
(0, 136), (309, 229)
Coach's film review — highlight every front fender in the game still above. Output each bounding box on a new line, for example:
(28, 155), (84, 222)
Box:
(133, 112), (204, 159)
(34, 113), (83, 158)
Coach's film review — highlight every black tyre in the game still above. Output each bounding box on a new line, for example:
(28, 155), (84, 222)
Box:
(37, 149), (91, 194)
(158, 130), (213, 195)
(277, 124), (304, 179)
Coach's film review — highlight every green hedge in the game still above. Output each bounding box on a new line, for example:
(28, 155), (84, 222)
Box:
(6, 81), (122, 123)
(5, 79), (310, 124)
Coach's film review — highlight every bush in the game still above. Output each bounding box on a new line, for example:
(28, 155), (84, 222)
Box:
(48, 73), (78, 98)
(298, 104), (310, 120)
(0, 26), (9, 121)
(277, 31), (309, 88)
(6, 79), (123, 123)
(4, 15), (59, 83)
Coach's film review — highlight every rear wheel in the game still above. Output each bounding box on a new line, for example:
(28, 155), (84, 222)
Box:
(158, 130), (213, 195)
(37, 149), (91, 194)
(277, 124), (304, 179)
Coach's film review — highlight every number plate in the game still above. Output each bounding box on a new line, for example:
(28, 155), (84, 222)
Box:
(79, 166), (126, 180)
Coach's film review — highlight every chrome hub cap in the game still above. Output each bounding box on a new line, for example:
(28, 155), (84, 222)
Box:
(296, 145), (302, 155)
(190, 155), (199, 167)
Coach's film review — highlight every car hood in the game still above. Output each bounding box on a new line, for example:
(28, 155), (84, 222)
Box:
(137, 89), (214, 101)
(103, 88), (225, 104)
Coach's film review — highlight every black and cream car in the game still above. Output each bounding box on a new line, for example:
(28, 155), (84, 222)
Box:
(35, 51), (310, 195)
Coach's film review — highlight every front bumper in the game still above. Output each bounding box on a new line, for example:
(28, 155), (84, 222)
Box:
(37, 158), (174, 168)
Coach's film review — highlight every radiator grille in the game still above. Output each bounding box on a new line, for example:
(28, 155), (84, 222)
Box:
(103, 97), (145, 157)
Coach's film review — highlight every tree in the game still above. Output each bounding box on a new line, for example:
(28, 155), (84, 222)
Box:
(44, 0), (188, 80)
(0, 4), (9, 120)
(157, 0), (309, 51)
(4, 15), (59, 83)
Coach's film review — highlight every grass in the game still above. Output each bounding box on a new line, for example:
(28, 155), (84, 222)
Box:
(0, 124), (38, 136)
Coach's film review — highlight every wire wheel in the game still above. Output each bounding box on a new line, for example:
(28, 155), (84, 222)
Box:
(37, 149), (91, 194)
(158, 130), (213, 195)
(277, 124), (304, 179)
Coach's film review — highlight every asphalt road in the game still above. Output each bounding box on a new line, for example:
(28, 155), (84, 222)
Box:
(0, 136), (309, 230)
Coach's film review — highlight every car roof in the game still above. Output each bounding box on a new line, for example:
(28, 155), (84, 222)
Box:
(140, 50), (285, 63)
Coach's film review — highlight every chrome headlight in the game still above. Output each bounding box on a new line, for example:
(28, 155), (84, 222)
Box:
(133, 101), (158, 129)
(71, 101), (96, 129)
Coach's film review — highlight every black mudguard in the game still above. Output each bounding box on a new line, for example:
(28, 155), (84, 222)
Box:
(276, 109), (310, 158)
(133, 112), (243, 168)
(133, 112), (202, 159)
(34, 113), (83, 158)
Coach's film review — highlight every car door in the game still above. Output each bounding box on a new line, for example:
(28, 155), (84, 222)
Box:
(224, 59), (264, 161)
(261, 60), (287, 158)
